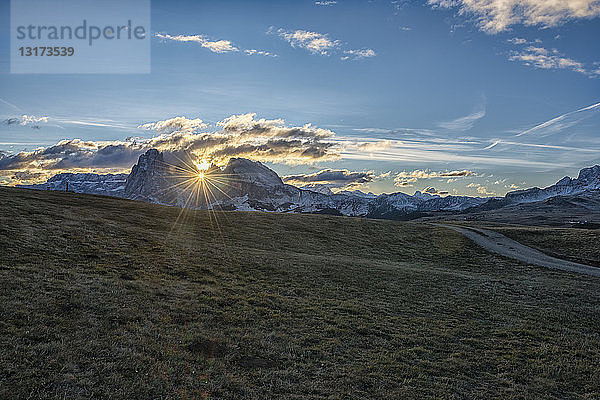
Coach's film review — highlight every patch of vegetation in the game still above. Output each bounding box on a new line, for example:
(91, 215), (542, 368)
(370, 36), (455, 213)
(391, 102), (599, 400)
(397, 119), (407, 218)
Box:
(1, 187), (599, 399)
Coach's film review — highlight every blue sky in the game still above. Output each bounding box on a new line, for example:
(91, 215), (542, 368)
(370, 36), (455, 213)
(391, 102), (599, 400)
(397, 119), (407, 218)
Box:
(1, 0), (599, 196)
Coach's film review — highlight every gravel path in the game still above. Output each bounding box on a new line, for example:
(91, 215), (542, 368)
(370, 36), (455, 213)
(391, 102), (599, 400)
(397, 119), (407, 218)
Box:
(435, 224), (600, 277)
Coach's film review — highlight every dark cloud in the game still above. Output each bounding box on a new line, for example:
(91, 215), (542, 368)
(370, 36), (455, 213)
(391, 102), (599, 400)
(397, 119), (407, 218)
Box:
(438, 170), (475, 177)
(283, 168), (375, 188)
(11, 170), (46, 181)
(423, 186), (449, 195)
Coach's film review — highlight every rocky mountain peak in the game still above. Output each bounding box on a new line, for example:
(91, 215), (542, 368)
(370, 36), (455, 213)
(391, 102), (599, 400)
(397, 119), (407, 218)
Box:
(576, 165), (600, 185)
(223, 157), (284, 187)
(124, 149), (169, 201)
(555, 176), (572, 186)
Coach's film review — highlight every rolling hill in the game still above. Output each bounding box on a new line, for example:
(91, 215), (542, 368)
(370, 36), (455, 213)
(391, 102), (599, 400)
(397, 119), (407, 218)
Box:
(1, 186), (599, 399)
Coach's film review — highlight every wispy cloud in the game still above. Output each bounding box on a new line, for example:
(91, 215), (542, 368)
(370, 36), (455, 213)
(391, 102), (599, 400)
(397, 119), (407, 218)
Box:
(516, 101), (600, 137)
(429, 0), (600, 33)
(342, 48), (376, 60)
(244, 49), (277, 57)
(467, 182), (494, 195)
(156, 33), (276, 56)
(438, 108), (485, 131)
(0, 97), (22, 112)
(509, 46), (599, 76)
(394, 169), (475, 187)
(269, 27), (375, 60)
(269, 28), (339, 55)
(315, 0), (337, 5)
(155, 33), (238, 53)
(508, 37), (528, 45)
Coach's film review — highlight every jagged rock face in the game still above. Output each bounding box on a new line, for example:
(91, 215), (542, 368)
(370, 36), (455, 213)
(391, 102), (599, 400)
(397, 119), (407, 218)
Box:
(124, 149), (176, 203)
(123, 149), (202, 206)
(577, 165), (600, 188)
(19, 172), (127, 196)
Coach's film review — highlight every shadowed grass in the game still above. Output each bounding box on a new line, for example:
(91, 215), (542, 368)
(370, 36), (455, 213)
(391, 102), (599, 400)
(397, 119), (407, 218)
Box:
(0, 187), (599, 399)
(447, 221), (600, 267)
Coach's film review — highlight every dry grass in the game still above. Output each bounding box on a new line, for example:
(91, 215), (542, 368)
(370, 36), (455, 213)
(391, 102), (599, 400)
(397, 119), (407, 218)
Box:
(1, 187), (599, 399)
(448, 221), (600, 267)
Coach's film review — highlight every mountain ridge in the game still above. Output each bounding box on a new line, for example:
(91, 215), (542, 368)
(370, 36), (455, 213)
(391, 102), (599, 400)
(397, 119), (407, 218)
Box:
(17, 149), (600, 220)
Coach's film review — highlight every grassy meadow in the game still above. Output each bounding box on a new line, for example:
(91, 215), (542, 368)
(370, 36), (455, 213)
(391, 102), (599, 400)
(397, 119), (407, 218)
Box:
(1, 187), (599, 399)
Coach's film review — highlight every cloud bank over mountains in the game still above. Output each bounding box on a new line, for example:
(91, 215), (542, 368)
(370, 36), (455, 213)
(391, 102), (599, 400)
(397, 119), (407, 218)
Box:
(0, 114), (341, 179)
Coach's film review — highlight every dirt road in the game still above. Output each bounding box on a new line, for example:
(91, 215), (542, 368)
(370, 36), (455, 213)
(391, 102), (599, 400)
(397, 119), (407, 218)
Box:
(435, 224), (600, 277)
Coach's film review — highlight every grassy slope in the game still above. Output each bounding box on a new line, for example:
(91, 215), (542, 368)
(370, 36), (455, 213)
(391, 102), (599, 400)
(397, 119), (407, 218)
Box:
(487, 226), (600, 267)
(1, 187), (599, 399)
(447, 221), (600, 267)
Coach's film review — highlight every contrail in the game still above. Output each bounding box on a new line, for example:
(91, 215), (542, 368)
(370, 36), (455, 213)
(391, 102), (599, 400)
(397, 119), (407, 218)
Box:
(515, 101), (600, 137)
(0, 97), (22, 112)
(483, 140), (500, 150)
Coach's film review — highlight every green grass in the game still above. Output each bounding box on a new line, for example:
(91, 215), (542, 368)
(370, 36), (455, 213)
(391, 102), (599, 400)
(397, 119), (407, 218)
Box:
(1, 187), (599, 399)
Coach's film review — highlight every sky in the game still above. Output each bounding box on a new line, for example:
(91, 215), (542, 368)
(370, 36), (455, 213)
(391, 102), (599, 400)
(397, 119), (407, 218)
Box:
(1, 0), (599, 197)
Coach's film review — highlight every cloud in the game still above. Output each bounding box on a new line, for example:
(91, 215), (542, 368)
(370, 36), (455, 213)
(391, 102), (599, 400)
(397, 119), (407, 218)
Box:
(138, 116), (208, 134)
(477, 186), (493, 195)
(508, 37), (528, 45)
(155, 33), (238, 53)
(244, 49), (277, 57)
(270, 28), (339, 55)
(396, 169), (475, 179)
(395, 169), (475, 186)
(156, 33), (277, 57)
(467, 182), (494, 195)
(423, 186), (449, 195)
(342, 48), (376, 60)
(438, 109), (485, 131)
(509, 46), (598, 76)
(10, 170), (48, 182)
(269, 27), (375, 60)
(0, 114), (341, 183)
(516, 101), (600, 137)
(283, 169), (375, 188)
(429, 0), (600, 33)
(354, 140), (394, 152)
(4, 114), (48, 129)
(315, 0), (337, 5)
(395, 177), (417, 187)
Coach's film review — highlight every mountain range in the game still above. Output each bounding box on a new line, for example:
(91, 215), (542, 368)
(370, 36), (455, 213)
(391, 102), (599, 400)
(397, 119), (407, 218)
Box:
(19, 149), (600, 221)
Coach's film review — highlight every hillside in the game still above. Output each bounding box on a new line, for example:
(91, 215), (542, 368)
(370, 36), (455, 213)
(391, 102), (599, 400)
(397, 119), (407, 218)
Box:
(1, 187), (599, 399)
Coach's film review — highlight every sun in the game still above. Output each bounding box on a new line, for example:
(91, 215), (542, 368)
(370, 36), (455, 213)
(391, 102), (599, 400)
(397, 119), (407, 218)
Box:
(193, 158), (211, 172)
(197, 171), (206, 180)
